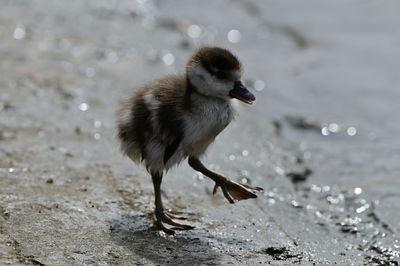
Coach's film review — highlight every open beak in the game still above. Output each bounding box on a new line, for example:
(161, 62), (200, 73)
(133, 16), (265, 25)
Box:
(229, 81), (256, 104)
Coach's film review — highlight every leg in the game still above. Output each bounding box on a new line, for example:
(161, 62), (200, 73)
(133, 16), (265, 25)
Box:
(152, 172), (175, 235)
(188, 157), (263, 203)
(151, 172), (194, 235)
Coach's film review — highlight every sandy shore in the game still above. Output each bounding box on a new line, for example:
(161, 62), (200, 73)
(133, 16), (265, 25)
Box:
(1, 0), (399, 265)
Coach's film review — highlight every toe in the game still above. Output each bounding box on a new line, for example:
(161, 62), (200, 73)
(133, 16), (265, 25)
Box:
(164, 211), (188, 220)
(220, 185), (235, 203)
(161, 212), (195, 229)
(241, 183), (264, 192)
(171, 225), (195, 231)
(156, 221), (175, 235)
(212, 184), (219, 194)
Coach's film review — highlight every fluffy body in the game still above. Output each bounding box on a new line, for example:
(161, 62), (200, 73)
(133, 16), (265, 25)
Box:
(118, 74), (234, 174)
(117, 47), (262, 234)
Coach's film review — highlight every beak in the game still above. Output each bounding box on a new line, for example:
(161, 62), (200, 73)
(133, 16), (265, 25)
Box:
(229, 81), (256, 104)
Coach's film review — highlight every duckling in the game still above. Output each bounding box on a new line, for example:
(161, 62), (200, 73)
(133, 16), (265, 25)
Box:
(117, 46), (263, 234)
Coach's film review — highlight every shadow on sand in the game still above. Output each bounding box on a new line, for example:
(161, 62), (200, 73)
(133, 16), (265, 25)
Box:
(109, 213), (222, 265)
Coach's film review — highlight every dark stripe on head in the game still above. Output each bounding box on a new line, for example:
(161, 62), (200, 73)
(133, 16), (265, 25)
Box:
(187, 47), (242, 80)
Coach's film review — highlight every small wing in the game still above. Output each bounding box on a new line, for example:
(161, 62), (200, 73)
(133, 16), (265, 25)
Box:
(158, 108), (185, 164)
(164, 134), (182, 164)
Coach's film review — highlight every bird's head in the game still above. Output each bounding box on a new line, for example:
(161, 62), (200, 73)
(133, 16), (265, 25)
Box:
(186, 47), (255, 104)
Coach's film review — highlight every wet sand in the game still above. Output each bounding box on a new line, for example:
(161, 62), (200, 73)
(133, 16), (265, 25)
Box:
(1, 0), (400, 265)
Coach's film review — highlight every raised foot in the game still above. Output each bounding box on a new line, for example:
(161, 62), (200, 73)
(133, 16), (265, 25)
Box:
(155, 211), (195, 235)
(213, 178), (263, 204)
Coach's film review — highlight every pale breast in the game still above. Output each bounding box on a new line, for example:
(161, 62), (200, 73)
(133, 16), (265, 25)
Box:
(182, 96), (234, 156)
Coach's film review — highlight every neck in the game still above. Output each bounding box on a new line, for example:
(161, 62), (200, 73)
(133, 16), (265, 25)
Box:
(190, 88), (230, 109)
(186, 75), (229, 105)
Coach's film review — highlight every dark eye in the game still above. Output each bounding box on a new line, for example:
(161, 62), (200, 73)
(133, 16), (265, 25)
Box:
(216, 71), (229, 80)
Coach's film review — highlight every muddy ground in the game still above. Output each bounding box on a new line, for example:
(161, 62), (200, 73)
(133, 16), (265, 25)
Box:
(1, 0), (400, 265)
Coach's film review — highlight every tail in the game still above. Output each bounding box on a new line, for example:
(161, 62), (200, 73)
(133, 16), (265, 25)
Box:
(117, 93), (151, 164)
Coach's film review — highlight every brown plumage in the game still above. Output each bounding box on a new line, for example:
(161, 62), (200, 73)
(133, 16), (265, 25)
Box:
(117, 46), (262, 234)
